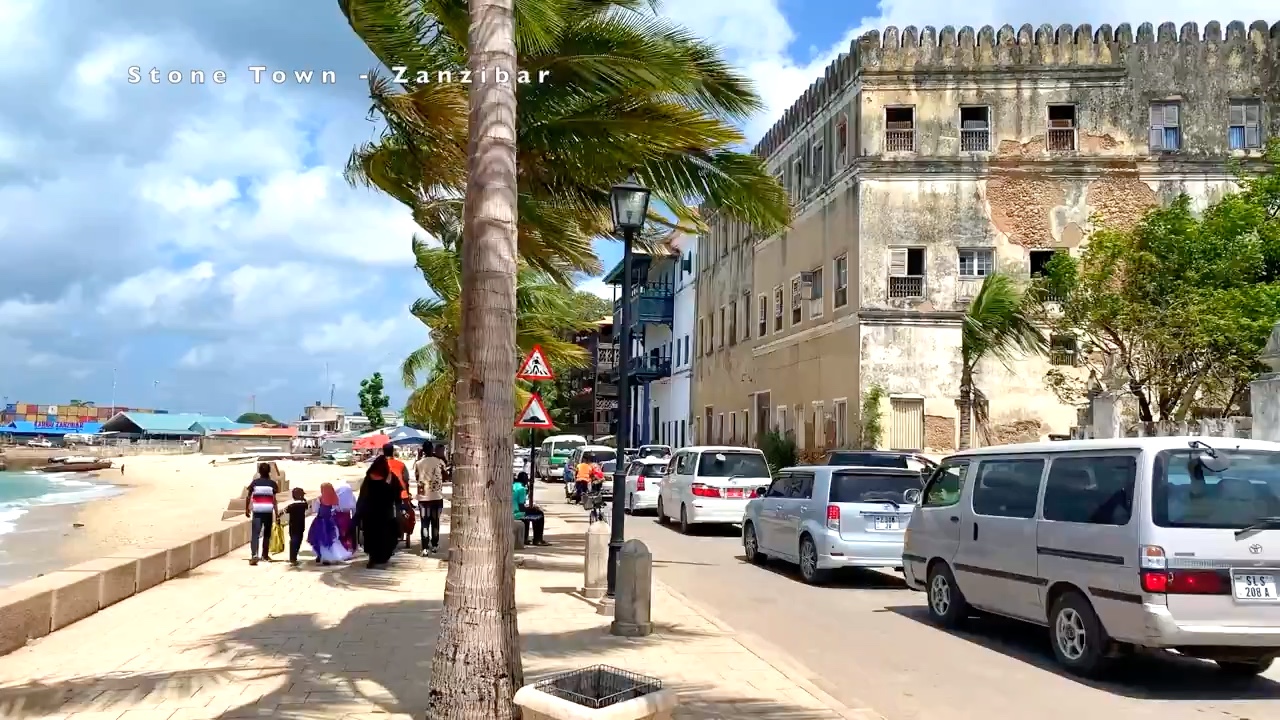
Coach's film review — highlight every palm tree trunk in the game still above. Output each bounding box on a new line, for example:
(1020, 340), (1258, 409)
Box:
(426, 0), (523, 716)
(958, 370), (973, 451)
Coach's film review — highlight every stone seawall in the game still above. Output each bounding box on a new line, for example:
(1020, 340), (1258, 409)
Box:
(0, 515), (252, 656)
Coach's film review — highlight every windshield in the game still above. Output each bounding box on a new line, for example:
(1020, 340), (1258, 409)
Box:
(830, 471), (923, 503)
(638, 463), (667, 478)
(827, 452), (909, 469)
(697, 451), (770, 478)
(638, 446), (670, 458)
(582, 450), (615, 464)
(1153, 448), (1280, 529)
(550, 442), (583, 457)
(600, 461), (616, 472)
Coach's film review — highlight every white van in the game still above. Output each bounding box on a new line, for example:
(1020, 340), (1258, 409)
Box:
(534, 434), (586, 480)
(657, 446), (771, 534)
(903, 437), (1280, 678)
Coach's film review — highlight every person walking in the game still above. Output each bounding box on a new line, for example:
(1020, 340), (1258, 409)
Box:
(382, 444), (413, 550)
(354, 456), (400, 568)
(284, 487), (309, 566)
(415, 442), (446, 556)
(244, 462), (279, 565)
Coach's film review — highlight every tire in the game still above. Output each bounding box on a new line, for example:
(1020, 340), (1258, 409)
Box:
(1216, 658), (1274, 677)
(925, 563), (970, 629)
(798, 535), (827, 584)
(743, 522), (765, 564)
(657, 498), (668, 524)
(678, 505), (691, 535)
(625, 493), (634, 515)
(1048, 591), (1112, 678)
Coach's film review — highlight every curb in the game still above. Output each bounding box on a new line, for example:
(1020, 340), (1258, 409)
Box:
(654, 579), (887, 720)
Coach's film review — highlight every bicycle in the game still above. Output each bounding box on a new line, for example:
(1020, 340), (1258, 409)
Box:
(585, 490), (609, 524)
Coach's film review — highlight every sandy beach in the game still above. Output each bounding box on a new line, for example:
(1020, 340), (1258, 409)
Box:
(0, 455), (369, 587)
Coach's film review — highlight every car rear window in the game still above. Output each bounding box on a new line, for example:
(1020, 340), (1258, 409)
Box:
(697, 451), (769, 477)
(582, 450), (615, 464)
(639, 463), (667, 477)
(1153, 448), (1280, 529)
(829, 471), (923, 504)
(827, 452), (909, 468)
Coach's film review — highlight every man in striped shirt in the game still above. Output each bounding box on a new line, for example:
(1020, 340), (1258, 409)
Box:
(243, 462), (280, 565)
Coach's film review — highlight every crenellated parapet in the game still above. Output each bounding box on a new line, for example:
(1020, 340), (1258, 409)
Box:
(752, 19), (1280, 160)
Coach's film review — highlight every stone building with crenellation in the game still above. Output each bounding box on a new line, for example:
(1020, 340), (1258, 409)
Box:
(691, 19), (1280, 453)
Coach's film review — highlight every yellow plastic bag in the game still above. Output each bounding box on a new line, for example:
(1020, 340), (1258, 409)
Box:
(269, 519), (286, 556)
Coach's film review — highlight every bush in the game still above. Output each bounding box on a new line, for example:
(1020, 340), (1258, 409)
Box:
(758, 429), (798, 474)
(858, 385), (885, 449)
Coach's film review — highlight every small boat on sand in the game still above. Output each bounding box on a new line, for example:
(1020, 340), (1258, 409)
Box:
(37, 460), (113, 472)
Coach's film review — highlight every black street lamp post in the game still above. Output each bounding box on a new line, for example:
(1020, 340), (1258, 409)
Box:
(606, 172), (651, 598)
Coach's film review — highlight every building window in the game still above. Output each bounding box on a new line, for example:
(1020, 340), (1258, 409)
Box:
(1229, 100), (1262, 150)
(791, 158), (804, 200)
(885, 106), (914, 152)
(706, 314), (714, 355)
(716, 413), (724, 444)
(682, 335), (689, 366)
(790, 275), (803, 325)
(776, 405), (788, 435)
(834, 254), (849, 308)
(887, 247), (926, 299)
(1050, 334), (1079, 366)
(720, 222), (729, 258)
(835, 114), (849, 167)
(958, 248), (994, 279)
(810, 140), (824, 191)
(772, 285), (783, 332)
(959, 106), (990, 152)
(1149, 102), (1181, 152)
(833, 398), (848, 447)
(757, 293), (768, 336)
(1029, 249), (1061, 277)
(697, 316), (705, 355)
(728, 300), (738, 345)
(808, 266), (824, 318)
(1047, 104), (1076, 151)
(718, 306), (726, 347)
(740, 294), (751, 340)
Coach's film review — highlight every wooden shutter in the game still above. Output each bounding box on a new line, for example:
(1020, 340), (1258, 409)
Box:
(1245, 103), (1261, 148)
(1163, 103), (1179, 128)
(888, 248), (908, 275)
(1148, 104), (1164, 150)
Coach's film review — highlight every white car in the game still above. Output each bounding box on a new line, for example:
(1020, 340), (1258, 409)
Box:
(25, 438), (52, 448)
(657, 446), (772, 534)
(623, 457), (668, 513)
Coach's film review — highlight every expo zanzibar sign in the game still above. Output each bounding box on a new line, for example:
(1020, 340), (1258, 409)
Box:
(34, 421), (85, 430)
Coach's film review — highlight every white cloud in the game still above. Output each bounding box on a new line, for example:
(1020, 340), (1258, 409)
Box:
(301, 313), (415, 354)
(575, 277), (615, 301)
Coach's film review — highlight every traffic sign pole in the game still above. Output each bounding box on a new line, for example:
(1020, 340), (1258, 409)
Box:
(516, 346), (556, 509)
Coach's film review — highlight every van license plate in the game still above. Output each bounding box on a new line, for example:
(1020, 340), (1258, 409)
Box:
(873, 516), (900, 531)
(1232, 572), (1279, 602)
(725, 488), (744, 498)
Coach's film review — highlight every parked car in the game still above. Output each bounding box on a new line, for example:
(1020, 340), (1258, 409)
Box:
(623, 457), (669, 514)
(657, 446), (771, 534)
(598, 460), (616, 499)
(743, 465), (922, 584)
(635, 444), (672, 460)
(25, 438), (52, 448)
(903, 436), (1280, 678)
(824, 450), (938, 475)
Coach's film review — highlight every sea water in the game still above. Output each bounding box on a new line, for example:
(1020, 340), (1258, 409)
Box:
(0, 470), (121, 535)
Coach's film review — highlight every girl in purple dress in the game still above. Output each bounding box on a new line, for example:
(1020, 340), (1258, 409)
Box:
(308, 483), (352, 565)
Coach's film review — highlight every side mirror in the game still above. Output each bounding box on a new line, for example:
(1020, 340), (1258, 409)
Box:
(756, 486), (769, 497)
(903, 488), (922, 505)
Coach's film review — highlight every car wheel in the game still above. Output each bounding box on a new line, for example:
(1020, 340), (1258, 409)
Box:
(1049, 591), (1112, 678)
(743, 523), (765, 564)
(678, 505), (691, 535)
(925, 563), (970, 629)
(625, 493), (635, 515)
(798, 535), (827, 584)
(1216, 658), (1274, 677)
(656, 498), (668, 524)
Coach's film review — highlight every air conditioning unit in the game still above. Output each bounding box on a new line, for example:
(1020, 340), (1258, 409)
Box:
(799, 272), (815, 300)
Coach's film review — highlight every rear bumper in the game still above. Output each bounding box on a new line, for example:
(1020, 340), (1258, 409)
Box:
(629, 490), (659, 510)
(817, 533), (904, 570)
(686, 500), (749, 525)
(1138, 605), (1280, 650)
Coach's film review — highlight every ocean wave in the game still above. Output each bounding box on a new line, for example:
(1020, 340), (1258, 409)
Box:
(0, 508), (25, 535)
(0, 474), (122, 536)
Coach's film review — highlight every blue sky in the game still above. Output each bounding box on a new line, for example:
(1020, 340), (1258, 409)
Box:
(0, 0), (1265, 421)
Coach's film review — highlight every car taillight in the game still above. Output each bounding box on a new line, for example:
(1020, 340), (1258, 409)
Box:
(691, 484), (721, 498)
(1141, 569), (1228, 595)
(636, 478), (645, 491)
(826, 504), (840, 531)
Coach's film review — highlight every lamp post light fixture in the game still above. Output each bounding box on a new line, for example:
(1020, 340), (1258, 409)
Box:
(607, 172), (651, 598)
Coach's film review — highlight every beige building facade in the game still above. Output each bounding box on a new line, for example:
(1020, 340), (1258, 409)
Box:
(693, 20), (1279, 453)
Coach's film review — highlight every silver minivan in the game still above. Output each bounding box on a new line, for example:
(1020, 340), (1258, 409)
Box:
(743, 465), (922, 584)
(903, 437), (1280, 678)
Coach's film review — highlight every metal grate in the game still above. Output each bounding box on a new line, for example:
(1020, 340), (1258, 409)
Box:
(1047, 128), (1075, 151)
(884, 129), (914, 152)
(534, 665), (663, 709)
(960, 128), (990, 152)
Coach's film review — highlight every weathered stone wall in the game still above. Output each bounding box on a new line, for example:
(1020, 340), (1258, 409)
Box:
(692, 211), (755, 443)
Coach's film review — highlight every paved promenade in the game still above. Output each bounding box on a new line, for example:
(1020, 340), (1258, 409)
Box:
(0, 501), (869, 719)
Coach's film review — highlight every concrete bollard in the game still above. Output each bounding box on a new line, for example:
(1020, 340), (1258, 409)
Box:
(610, 539), (653, 637)
(513, 519), (526, 550)
(582, 521), (609, 599)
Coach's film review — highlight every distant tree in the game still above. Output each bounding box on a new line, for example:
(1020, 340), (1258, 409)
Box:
(236, 412), (278, 425)
(572, 291), (611, 325)
(67, 399), (94, 407)
(358, 373), (391, 428)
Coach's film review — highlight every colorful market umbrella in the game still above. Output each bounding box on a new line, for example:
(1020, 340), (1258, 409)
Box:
(353, 433), (391, 450)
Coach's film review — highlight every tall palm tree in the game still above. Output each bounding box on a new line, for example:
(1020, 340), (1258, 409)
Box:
(959, 273), (1047, 449)
(400, 233), (592, 433)
(338, 0), (792, 280)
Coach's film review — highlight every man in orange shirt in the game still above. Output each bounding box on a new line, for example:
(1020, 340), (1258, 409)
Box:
(382, 444), (413, 550)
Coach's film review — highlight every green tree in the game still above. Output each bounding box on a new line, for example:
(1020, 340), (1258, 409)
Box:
(1038, 140), (1280, 422)
(357, 373), (391, 428)
(235, 412), (278, 425)
(960, 273), (1047, 449)
(571, 291), (611, 324)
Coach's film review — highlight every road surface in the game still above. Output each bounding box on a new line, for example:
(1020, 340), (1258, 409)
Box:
(537, 484), (1280, 720)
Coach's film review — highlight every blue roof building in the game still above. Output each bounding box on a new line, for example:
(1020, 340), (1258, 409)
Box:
(190, 419), (251, 434)
(100, 412), (238, 438)
(0, 421), (104, 436)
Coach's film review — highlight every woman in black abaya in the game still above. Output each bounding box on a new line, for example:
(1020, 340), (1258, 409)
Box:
(354, 456), (403, 568)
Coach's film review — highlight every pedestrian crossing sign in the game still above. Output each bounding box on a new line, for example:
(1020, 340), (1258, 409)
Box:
(516, 344), (555, 381)
(515, 393), (554, 429)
